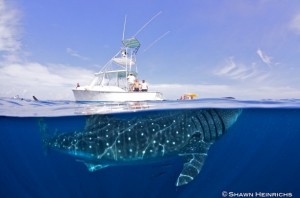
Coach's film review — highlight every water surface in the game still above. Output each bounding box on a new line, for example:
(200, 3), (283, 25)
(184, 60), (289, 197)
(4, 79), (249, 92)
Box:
(0, 97), (299, 197)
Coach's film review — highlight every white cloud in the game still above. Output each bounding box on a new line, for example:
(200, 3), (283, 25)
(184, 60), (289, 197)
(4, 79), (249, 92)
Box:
(289, 13), (300, 34)
(214, 57), (269, 81)
(151, 84), (232, 99)
(256, 48), (272, 65)
(1, 61), (299, 100)
(151, 83), (300, 100)
(0, 61), (94, 100)
(66, 48), (90, 61)
(0, 0), (21, 52)
(0, 1), (96, 100)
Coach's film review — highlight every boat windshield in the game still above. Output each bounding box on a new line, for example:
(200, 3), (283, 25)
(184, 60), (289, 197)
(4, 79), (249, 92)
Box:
(90, 70), (137, 91)
(91, 70), (127, 89)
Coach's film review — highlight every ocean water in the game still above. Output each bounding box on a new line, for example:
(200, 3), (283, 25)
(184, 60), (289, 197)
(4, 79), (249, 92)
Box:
(0, 97), (299, 198)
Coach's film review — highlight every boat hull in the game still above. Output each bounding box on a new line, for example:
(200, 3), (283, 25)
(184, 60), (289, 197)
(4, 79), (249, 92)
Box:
(72, 89), (163, 102)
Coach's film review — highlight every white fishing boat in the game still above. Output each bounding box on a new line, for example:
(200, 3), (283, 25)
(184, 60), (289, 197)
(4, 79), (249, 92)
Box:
(72, 16), (164, 102)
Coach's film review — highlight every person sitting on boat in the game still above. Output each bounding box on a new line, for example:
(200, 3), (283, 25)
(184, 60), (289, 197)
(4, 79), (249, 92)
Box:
(121, 49), (127, 57)
(133, 79), (140, 92)
(141, 80), (148, 92)
(127, 73), (135, 91)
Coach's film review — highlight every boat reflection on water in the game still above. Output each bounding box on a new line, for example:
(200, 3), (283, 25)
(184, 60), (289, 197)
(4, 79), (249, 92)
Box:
(76, 101), (151, 115)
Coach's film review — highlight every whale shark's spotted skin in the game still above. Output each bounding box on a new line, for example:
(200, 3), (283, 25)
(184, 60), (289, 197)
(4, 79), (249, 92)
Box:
(43, 108), (241, 186)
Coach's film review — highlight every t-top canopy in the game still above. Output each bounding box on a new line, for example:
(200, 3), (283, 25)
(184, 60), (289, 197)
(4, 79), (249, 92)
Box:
(122, 37), (141, 49)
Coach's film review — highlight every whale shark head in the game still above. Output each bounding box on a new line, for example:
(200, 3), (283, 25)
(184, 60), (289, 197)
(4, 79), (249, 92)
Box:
(42, 108), (242, 186)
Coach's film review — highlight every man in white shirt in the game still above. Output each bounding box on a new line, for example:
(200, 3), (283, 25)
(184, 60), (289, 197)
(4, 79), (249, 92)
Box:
(127, 73), (135, 91)
(141, 80), (148, 92)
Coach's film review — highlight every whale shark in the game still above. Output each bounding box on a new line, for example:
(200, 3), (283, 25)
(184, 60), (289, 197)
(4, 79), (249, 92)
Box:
(42, 108), (241, 186)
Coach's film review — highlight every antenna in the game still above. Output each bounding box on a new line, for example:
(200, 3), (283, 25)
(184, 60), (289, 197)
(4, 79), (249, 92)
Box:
(143, 31), (170, 52)
(122, 15), (127, 40)
(133, 11), (162, 37)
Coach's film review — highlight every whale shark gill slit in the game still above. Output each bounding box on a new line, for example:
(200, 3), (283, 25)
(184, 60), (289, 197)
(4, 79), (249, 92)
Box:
(41, 108), (242, 186)
(212, 109), (226, 137)
(207, 110), (218, 139)
(209, 109), (224, 139)
(201, 111), (213, 142)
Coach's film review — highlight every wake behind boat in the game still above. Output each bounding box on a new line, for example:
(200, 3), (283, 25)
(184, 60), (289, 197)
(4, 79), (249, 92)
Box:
(73, 15), (164, 102)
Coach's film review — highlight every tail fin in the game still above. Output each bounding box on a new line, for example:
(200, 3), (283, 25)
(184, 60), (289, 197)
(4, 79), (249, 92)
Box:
(33, 96), (39, 101)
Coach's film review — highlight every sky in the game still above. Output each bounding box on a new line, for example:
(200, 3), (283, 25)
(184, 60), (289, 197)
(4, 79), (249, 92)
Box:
(1, 0), (300, 100)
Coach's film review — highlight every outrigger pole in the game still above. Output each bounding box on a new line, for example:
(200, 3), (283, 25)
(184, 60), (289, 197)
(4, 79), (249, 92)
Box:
(122, 15), (127, 40)
(133, 11), (162, 37)
(143, 31), (170, 52)
(120, 11), (163, 91)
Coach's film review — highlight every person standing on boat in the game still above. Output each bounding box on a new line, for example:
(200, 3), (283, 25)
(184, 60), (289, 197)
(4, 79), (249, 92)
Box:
(121, 49), (127, 57)
(141, 80), (148, 92)
(127, 73), (135, 91)
(133, 79), (140, 92)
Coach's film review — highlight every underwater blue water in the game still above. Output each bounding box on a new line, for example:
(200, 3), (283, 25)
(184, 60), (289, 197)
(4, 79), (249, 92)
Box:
(0, 97), (299, 198)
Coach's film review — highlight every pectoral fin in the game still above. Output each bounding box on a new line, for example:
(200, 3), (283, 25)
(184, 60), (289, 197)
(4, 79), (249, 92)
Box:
(76, 159), (109, 172)
(84, 163), (109, 172)
(176, 137), (212, 186)
(176, 153), (208, 186)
